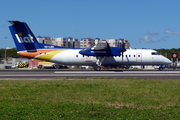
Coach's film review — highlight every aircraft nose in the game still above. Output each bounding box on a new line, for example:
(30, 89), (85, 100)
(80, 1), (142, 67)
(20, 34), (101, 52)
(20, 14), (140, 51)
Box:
(165, 58), (172, 64)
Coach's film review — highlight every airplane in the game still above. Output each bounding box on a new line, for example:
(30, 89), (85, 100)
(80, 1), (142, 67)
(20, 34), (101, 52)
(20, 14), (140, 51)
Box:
(8, 21), (172, 71)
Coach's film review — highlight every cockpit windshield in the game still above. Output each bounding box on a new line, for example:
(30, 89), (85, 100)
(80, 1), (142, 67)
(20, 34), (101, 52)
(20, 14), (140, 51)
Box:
(151, 52), (161, 55)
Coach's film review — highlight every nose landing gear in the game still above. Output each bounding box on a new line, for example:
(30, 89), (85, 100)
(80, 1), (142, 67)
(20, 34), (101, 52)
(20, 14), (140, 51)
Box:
(159, 67), (163, 71)
(94, 56), (105, 71)
(159, 65), (165, 70)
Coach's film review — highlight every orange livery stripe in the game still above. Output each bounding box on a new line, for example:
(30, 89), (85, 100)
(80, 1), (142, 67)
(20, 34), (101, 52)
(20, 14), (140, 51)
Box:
(17, 49), (70, 60)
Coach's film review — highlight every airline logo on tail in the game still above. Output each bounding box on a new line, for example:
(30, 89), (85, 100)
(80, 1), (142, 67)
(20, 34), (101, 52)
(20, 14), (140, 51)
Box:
(15, 32), (34, 43)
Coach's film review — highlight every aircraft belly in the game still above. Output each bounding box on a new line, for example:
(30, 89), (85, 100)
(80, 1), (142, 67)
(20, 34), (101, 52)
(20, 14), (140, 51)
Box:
(102, 57), (118, 65)
(101, 57), (133, 66)
(98, 57), (137, 66)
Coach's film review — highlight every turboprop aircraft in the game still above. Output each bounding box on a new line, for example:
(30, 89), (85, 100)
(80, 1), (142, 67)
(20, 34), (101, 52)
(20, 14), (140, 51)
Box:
(9, 21), (172, 71)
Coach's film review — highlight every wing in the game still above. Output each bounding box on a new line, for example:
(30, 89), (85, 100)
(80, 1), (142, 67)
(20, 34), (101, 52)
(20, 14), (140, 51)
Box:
(79, 40), (122, 56)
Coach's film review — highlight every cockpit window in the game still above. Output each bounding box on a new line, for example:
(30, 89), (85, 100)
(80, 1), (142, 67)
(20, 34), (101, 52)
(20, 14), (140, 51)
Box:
(151, 52), (161, 55)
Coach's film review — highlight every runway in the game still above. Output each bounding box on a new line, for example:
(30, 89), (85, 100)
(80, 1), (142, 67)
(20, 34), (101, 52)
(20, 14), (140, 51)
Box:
(0, 70), (180, 79)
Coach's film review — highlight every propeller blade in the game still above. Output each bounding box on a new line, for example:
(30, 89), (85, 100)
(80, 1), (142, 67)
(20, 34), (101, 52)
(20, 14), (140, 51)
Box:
(122, 52), (123, 62)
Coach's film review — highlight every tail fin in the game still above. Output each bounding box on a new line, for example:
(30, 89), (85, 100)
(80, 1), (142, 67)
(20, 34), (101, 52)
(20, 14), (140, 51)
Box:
(9, 21), (40, 51)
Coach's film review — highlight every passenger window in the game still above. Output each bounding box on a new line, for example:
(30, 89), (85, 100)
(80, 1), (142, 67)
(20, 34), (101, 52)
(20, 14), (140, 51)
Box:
(129, 55), (131, 57)
(134, 55), (135, 57)
(126, 55), (127, 57)
(76, 55), (78, 57)
(138, 55), (140, 57)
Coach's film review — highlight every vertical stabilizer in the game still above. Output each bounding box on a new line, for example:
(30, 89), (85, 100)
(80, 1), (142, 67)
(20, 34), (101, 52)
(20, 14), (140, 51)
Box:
(9, 21), (39, 51)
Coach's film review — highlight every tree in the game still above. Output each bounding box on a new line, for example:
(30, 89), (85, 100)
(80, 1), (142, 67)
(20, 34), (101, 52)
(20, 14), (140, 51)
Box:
(0, 48), (24, 60)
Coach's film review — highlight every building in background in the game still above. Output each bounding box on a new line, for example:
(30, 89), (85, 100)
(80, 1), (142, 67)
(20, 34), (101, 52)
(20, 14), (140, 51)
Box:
(106, 39), (119, 47)
(80, 38), (95, 48)
(119, 39), (130, 49)
(36, 36), (130, 49)
(106, 39), (130, 49)
(36, 36), (52, 45)
(80, 38), (130, 49)
(36, 36), (43, 43)
(94, 38), (101, 45)
(53, 37), (80, 48)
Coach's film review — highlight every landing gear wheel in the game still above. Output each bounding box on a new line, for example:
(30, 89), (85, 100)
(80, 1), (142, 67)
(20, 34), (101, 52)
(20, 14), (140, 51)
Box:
(96, 66), (101, 71)
(93, 66), (101, 71)
(159, 67), (163, 71)
(54, 65), (60, 69)
(37, 65), (42, 69)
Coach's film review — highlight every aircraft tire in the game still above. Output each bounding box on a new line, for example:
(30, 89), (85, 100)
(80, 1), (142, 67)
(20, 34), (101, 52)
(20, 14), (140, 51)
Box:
(54, 65), (60, 69)
(38, 65), (42, 69)
(96, 66), (101, 71)
(93, 67), (97, 71)
(159, 67), (163, 71)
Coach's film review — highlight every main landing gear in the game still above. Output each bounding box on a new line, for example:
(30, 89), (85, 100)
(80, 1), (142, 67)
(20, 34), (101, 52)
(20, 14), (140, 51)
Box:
(94, 66), (101, 71)
(93, 56), (106, 71)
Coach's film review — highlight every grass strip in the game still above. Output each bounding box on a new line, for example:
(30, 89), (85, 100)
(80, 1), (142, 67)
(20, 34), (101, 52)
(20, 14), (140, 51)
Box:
(0, 78), (179, 119)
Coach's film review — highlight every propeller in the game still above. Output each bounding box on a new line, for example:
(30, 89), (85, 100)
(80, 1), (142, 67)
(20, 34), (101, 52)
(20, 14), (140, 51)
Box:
(121, 39), (126, 62)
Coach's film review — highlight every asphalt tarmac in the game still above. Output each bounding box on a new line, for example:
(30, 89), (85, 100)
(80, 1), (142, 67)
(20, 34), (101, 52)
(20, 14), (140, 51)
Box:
(0, 69), (180, 79)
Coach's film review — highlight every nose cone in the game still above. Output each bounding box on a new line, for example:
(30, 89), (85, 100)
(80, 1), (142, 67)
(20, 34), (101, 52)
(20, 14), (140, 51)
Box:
(164, 57), (172, 65)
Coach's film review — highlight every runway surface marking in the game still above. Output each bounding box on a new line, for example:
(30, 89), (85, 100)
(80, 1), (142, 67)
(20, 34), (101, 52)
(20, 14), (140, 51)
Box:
(0, 70), (180, 79)
(54, 71), (180, 74)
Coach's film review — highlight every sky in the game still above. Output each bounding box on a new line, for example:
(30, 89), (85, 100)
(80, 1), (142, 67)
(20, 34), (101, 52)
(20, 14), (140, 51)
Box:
(1, 0), (180, 49)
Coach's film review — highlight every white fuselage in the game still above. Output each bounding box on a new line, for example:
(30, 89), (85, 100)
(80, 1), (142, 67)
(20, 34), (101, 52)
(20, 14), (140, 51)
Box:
(48, 49), (172, 66)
